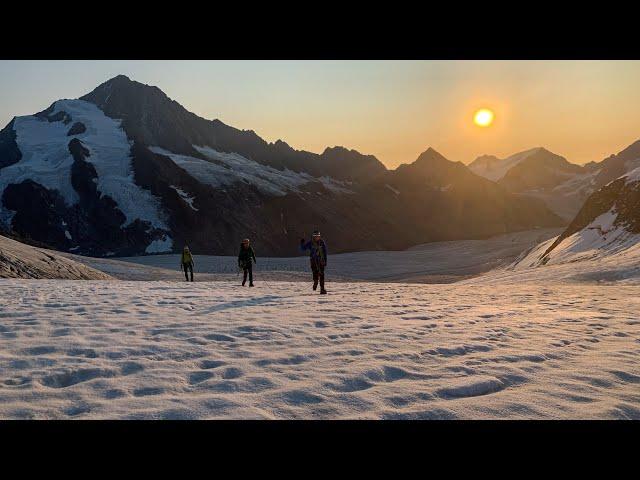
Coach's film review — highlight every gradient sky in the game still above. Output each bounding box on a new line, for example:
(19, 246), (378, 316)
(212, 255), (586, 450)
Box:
(1, 60), (639, 168)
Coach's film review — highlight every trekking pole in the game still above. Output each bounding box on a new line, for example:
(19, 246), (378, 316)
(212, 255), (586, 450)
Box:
(257, 262), (273, 290)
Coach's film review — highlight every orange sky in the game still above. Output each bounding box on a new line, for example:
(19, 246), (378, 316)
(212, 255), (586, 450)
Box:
(1, 60), (640, 168)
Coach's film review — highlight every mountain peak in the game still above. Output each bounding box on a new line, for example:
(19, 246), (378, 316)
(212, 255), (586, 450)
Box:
(80, 75), (168, 109)
(615, 138), (640, 160)
(323, 145), (351, 155)
(106, 74), (132, 83)
(414, 147), (451, 165)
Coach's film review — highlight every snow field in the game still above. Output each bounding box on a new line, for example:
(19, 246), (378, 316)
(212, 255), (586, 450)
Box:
(1, 279), (638, 419)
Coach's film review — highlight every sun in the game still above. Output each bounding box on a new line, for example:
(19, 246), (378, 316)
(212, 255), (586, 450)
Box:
(474, 108), (494, 127)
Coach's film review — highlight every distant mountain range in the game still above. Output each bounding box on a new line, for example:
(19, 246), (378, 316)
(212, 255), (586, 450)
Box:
(469, 141), (640, 221)
(0, 74), (608, 257)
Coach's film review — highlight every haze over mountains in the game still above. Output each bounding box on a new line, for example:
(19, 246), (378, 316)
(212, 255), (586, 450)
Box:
(0, 74), (638, 258)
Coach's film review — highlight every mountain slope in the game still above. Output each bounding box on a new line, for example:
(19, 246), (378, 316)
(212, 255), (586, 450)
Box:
(370, 148), (563, 243)
(470, 142), (640, 222)
(500, 166), (640, 286)
(497, 148), (583, 193)
(0, 75), (563, 256)
(0, 233), (111, 279)
(468, 148), (543, 182)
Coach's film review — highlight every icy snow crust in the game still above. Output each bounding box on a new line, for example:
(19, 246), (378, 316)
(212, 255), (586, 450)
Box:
(149, 145), (353, 196)
(1, 100), (168, 233)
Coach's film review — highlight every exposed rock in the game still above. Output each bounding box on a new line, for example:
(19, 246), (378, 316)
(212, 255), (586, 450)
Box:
(67, 121), (86, 136)
(0, 119), (21, 170)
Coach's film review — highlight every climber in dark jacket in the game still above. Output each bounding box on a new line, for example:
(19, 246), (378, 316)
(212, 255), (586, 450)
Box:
(300, 230), (328, 294)
(238, 238), (257, 287)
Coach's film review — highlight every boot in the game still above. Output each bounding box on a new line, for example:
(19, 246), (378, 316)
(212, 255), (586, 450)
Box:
(320, 288), (327, 295)
(313, 280), (318, 291)
(249, 283), (254, 287)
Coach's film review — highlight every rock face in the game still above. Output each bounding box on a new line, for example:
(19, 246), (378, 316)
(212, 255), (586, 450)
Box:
(67, 122), (86, 136)
(0, 75), (564, 256)
(0, 233), (112, 279)
(0, 119), (21, 169)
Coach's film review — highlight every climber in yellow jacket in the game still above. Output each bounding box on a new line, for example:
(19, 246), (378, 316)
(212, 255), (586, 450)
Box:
(180, 245), (195, 282)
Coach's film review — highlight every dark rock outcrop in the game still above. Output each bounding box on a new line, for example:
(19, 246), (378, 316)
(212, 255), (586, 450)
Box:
(2, 180), (71, 249)
(0, 119), (21, 170)
(67, 121), (86, 136)
(35, 103), (73, 124)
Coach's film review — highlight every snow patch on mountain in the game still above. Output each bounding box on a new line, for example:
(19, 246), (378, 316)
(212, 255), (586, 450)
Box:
(1, 108), (79, 222)
(621, 165), (640, 184)
(170, 185), (198, 211)
(516, 210), (635, 268)
(551, 168), (601, 196)
(385, 184), (400, 195)
(149, 145), (352, 197)
(1, 100), (169, 233)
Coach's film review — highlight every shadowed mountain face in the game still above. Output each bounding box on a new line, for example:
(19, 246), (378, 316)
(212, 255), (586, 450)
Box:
(369, 148), (563, 243)
(0, 75), (563, 256)
(497, 148), (584, 192)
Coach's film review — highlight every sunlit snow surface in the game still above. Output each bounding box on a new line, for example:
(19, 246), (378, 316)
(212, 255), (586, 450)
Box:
(0, 100), (168, 232)
(0, 279), (638, 419)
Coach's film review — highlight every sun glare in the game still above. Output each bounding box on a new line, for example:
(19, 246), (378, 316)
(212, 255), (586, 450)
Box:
(474, 108), (494, 127)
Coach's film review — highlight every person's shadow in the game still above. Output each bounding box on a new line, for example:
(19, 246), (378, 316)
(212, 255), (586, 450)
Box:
(199, 295), (281, 314)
